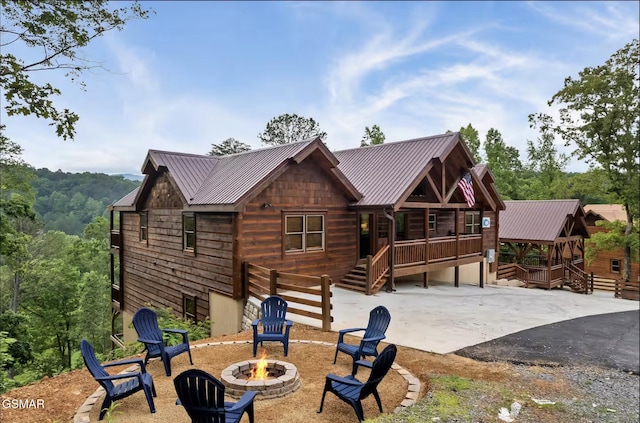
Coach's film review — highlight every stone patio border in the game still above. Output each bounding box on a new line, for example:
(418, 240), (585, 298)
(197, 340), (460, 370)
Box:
(74, 340), (420, 423)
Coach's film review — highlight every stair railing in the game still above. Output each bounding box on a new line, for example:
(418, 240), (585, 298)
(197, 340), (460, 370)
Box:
(366, 245), (390, 295)
(564, 262), (591, 294)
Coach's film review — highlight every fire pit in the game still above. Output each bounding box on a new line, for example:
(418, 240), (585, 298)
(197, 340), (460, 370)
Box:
(221, 352), (301, 399)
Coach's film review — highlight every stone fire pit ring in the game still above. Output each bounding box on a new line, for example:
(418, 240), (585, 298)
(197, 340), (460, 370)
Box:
(221, 359), (301, 399)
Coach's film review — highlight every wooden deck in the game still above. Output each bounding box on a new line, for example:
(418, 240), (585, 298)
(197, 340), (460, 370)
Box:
(338, 235), (484, 293)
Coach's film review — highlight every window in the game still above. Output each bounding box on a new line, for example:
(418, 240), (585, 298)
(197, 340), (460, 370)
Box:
(611, 259), (621, 274)
(183, 213), (195, 251)
(377, 215), (388, 239)
(465, 212), (481, 234)
(285, 214), (324, 253)
(183, 294), (196, 322)
(139, 212), (148, 242)
(395, 212), (408, 240)
(428, 214), (437, 230)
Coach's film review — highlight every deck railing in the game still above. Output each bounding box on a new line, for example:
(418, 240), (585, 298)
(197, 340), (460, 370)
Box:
(243, 262), (332, 331)
(394, 235), (483, 267)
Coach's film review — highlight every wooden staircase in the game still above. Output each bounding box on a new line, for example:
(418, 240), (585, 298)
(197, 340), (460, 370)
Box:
(336, 246), (391, 295)
(564, 262), (592, 294)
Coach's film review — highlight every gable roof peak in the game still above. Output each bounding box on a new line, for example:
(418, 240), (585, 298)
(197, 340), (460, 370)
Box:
(336, 131), (459, 154)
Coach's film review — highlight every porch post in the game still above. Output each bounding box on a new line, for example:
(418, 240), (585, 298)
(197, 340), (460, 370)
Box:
(424, 207), (430, 288)
(388, 209), (395, 292)
(455, 208), (460, 259)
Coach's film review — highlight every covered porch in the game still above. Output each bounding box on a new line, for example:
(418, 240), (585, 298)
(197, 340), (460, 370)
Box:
(338, 205), (489, 295)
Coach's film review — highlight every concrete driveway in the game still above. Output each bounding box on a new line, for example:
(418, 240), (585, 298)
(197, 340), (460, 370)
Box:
(287, 280), (639, 355)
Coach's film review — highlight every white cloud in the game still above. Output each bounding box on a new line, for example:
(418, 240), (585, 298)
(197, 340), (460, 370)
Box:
(526, 1), (639, 43)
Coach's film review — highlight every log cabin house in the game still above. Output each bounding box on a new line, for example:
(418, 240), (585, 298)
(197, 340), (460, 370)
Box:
(583, 204), (639, 282)
(498, 200), (590, 290)
(109, 132), (504, 340)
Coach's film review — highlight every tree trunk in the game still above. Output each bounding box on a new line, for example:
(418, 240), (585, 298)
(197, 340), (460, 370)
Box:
(11, 270), (21, 312)
(624, 204), (633, 282)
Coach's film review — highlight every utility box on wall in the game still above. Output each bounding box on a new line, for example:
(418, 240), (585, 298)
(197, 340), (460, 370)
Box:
(486, 248), (495, 264)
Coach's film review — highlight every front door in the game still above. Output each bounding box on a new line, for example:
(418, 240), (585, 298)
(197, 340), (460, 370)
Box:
(359, 213), (373, 258)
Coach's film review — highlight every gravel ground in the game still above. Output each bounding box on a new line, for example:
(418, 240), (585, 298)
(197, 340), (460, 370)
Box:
(556, 365), (640, 423)
(370, 364), (639, 423)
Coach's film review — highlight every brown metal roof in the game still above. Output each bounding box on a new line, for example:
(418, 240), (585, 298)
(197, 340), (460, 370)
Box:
(584, 204), (627, 223)
(112, 186), (139, 208)
(113, 132), (491, 211)
(499, 200), (582, 243)
(113, 138), (362, 209)
(334, 133), (458, 207)
(147, 151), (218, 201)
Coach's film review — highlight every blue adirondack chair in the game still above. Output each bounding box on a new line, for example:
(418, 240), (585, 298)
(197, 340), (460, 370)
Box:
(174, 369), (257, 423)
(252, 295), (293, 357)
(132, 307), (193, 376)
(318, 344), (397, 422)
(334, 305), (391, 374)
(80, 339), (156, 421)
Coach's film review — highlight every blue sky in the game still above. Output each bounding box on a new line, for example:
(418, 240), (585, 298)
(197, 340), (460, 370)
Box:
(3, 1), (639, 174)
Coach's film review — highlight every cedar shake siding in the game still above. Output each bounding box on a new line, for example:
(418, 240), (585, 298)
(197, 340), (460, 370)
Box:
(240, 158), (357, 284)
(120, 172), (234, 323)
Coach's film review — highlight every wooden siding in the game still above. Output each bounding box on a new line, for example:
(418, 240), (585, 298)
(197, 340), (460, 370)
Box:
(584, 226), (639, 281)
(240, 159), (357, 284)
(120, 209), (234, 323)
(143, 172), (183, 209)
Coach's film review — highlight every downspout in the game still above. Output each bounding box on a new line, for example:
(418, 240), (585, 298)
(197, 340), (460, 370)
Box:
(383, 207), (396, 292)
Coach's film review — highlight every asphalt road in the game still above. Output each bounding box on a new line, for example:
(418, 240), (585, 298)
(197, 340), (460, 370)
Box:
(456, 310), (640, 374)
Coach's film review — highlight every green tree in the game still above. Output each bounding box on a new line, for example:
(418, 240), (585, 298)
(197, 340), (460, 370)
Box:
(208, 138), (251, 156)
(20, 258), (80, 372)
(0, 311), (32, 382)
(524, 118), (570, 199)
(529, 39), (639, 280)
(360, 125), (386, 147)
(459, 123), (481, 162)
(258, 113), (327, 145)
(483, 128), (522, 200)
(0, 1), (151, 141)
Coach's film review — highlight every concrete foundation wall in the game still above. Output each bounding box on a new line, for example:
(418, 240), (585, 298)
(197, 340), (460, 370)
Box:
(209, 291), (244, 337)
(429, 259), (497, 285)
(122, 310), (136, 344)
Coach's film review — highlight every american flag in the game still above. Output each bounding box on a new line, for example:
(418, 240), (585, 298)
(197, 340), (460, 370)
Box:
(458, 172), (475, 207)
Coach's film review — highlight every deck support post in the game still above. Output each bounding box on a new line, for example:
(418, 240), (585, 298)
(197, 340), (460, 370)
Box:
(454, 266), (459, 287)
(479, 260), (484, 288)
(423, 272), (429, 288)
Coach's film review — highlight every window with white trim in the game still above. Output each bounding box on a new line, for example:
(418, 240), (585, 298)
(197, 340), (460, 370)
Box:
(465, 211), (481, 234)
(183, 213), (195, 251)
(428, 214), (437, 230)
(610, 259), (621, 274)
(139, 212), (148, 242)
(285, 214), (324, 253)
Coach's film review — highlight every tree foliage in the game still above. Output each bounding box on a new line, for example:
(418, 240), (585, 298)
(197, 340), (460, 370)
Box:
(360, 125), (385, 147)
(529, 39), (639, 279)
(459, 123), (481, 162)
(523, 118), (570, 199)
(208, 138), (251, 156)
(258, 113), (327, 145)
(0, 1), (151, 141)
(483, 128), (522, 200)
(31, 168), (139, 235)
(585, 220), (639, 266)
